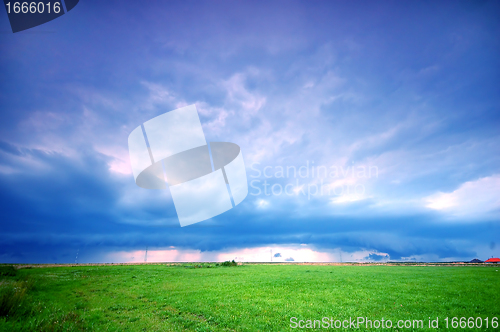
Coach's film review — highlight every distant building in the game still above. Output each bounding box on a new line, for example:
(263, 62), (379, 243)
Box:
(485, 258), (500, 264)
(469, 259), (483, 263)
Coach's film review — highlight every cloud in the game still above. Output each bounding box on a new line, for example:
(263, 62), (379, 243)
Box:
(1, 1), (499, 263)
(425, 175), (500, 219)
(222, 72), (266, 117)
(364, 253), (390, 262)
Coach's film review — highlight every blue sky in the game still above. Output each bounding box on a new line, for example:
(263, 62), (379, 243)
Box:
(0, 0), (499, 263)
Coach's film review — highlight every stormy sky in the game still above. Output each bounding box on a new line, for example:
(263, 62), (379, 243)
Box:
(0, 0), (499, 263)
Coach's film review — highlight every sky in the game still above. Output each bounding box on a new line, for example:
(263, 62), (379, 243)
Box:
(0, 0), (499, 263)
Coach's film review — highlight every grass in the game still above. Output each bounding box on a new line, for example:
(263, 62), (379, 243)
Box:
(0, 263), (499, 331)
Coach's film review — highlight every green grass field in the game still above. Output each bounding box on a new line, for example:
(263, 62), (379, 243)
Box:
(1, 263), (499, 331)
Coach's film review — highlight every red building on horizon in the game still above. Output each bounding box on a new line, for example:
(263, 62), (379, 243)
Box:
(485, 258), (500, 263)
